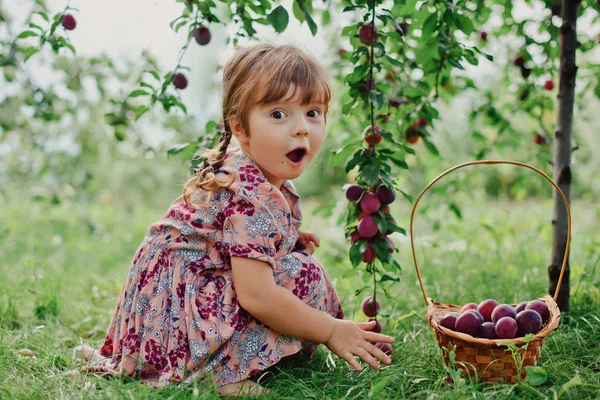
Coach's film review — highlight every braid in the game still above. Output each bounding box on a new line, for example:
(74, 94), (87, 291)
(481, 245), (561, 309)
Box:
(183, 126), (235, 207)
(213, 127), (233, 170)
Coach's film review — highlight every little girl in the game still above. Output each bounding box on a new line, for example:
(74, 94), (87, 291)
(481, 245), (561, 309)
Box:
(76, 44), (394, 396)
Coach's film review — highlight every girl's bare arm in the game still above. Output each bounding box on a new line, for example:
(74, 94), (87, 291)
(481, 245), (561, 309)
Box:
(231, 256), (394, 370)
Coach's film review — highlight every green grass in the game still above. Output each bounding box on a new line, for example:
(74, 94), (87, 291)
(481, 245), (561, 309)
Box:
(1, 188), (599, 399)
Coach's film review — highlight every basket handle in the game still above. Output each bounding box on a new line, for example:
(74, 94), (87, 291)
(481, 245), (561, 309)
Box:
(409, 160), (571, 306)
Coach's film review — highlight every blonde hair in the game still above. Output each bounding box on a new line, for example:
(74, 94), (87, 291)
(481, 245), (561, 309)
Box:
(183, 44), (332, 206)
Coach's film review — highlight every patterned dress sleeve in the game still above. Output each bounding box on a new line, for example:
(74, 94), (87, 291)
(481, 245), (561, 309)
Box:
(222, 192), (280, 269)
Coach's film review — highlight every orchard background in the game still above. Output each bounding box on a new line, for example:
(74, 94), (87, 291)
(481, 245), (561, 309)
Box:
(1, 0), (600, 398)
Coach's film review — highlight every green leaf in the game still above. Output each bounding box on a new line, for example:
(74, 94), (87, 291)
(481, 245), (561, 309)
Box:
(448, 203), (462, 219)
(23, 46), (39, 61)
(345, 150), (364, 173)
(172, 98), (187, 113)
(167, 143), (193, 157)
(34, 11), (49, 21)
(145, 69), (161, 81)
(402, 144), (416, 155)
(363, 164), (380, 186)
(341, 98), (356, 115)
(423, 139), (439, 155)
(454, 14), (474, 35)
(28, 23), (44, 33)
(558, 374), (584, 397)
(267, 5), (289, 33)
(18, 31), (38, 39)
(134, 105), (150, 120)
(322, 10), (330, 26)
(368, 90), (385, 109)
(64, 42), (76, 54)
(524, 366), (548, 386)
(474, 47), (494, 62)
(174, 19), (189, 32)
(128, 89), (150, 98)
(331, 143), (356, 166)
(140, 82), (154, 90)
(349, 243), (363, 267)
(421, 13), (438, 38)
(297, 0), (317, 36)
(373, 239), (390, 262)
(305, 14), (317, 36)
(380, 274), (400, 283)
(400, 190), (413, 203)
(292, 1), (305, 22)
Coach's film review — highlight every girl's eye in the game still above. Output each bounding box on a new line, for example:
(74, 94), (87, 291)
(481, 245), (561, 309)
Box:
(271, 110), (286, 120)
(307, 109), (321, 118)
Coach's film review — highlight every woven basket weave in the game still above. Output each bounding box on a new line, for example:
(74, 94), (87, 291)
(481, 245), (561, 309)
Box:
(409, 160), (571, 384)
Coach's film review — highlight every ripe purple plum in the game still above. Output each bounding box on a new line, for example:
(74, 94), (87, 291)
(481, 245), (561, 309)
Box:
(515, 302), (528, 313)
(480, 322), (498, 339)
(358, 216), (379, 238)
(359, 24), (379, 45)
(368, 318), (382, 333)
(495, 317), (518, 339)
(172, 73), (188, 89)
(375, 342), (392, 356)
(459, 303), (478, 314)
(468, 309), (484, 323)
(363, 245), (376, 263)
(440, 312), (460, 330)
(61, 14), (76, 30)
(491, 304), (517, 323)
(345, 184), (364, 202)
(477, 299), (499, 322)
(362, 296), (381, 317)
(375, 185), (396, 205)
(360, 192), (381, 213)
(455, 310), (482, 337)
(193, 26), (211, 45)
(525, 300), (550, 323)
(516, 310), (542, 335)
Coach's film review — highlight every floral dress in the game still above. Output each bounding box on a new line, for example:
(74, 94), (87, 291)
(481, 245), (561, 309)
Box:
(91, 149), (344, 388)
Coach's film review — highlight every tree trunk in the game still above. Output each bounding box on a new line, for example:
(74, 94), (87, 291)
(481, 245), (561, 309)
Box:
(549, 0), (579, 311)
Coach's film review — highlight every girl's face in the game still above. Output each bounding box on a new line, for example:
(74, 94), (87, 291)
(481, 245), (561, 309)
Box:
(231, 85), (327, 189)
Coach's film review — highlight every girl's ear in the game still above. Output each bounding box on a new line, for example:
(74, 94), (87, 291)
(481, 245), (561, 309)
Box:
(229, 117), (249, 145)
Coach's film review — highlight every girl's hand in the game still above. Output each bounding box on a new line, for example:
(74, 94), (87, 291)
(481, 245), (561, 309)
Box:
(296, 231), (320, 255)
(324, 319), (394, 371)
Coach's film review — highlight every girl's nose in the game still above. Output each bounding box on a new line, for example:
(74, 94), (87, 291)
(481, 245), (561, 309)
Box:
(293, 117), (310, 137)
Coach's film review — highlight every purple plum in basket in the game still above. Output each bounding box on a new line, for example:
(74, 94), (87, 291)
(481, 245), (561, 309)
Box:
(516, 309), (542, 335)
(459, 303), (478, 314)
(440, 312), (460, 330)
(455, 311), (482, 337)
(477, 299), (499, 322)
(495, 316), (518, 339)
(480, 322), (498, 339)
(515, 301), (528, 313)
(468, 309), (485, 323)
(492, 304), (517, 323)
(525, 300), (550, 324)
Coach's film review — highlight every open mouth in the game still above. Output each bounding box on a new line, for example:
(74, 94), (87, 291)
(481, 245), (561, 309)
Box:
(286, 147), (307, 163)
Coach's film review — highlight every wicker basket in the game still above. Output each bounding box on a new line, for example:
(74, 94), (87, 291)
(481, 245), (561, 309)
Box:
(409, 160), (571, 384)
